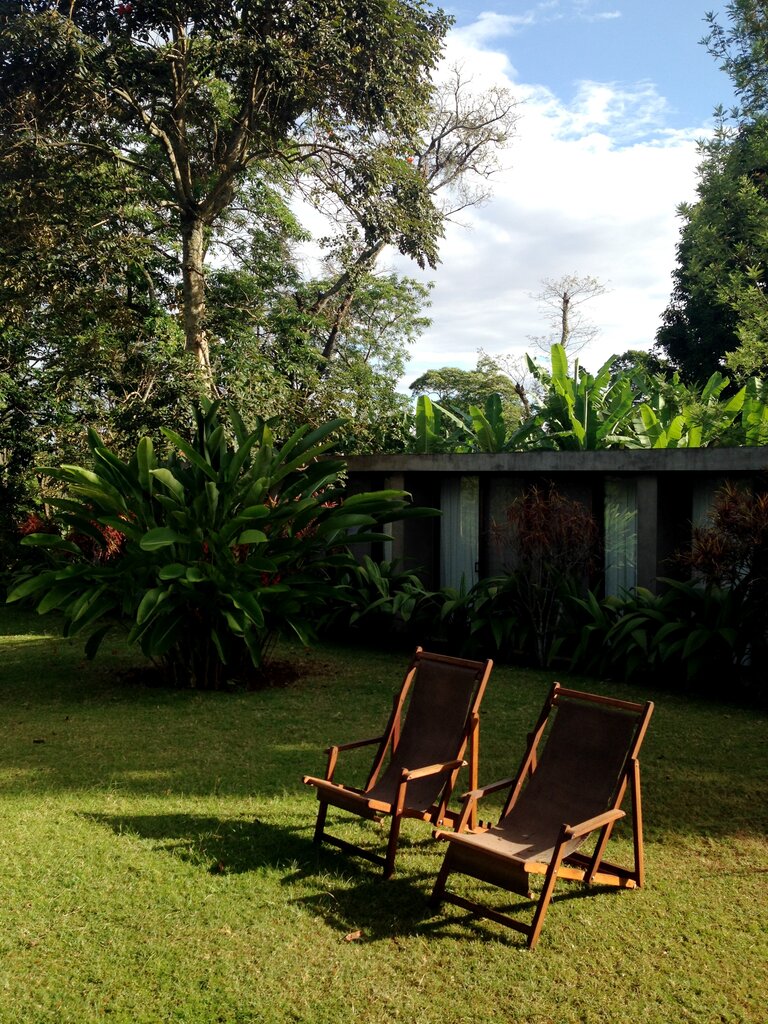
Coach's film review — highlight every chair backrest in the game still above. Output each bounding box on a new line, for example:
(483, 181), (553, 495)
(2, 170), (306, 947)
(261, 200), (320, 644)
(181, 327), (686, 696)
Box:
(367, 650), (491, 810)
(504, 688), (653, 843)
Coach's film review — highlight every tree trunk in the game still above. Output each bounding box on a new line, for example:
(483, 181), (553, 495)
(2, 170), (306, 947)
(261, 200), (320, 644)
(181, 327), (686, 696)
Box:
(181, 215), (216, 393)
(321, 290), (355, 364)
(560, 291), (571, 349)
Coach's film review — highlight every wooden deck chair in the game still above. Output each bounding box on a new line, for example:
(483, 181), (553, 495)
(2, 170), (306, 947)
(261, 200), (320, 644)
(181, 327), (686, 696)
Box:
(430, 683), (654, 948)
(303, 648), (493, 878)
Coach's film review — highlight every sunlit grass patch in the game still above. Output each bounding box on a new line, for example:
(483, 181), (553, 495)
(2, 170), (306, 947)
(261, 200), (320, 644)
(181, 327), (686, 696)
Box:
(0, 608), (765, 1023)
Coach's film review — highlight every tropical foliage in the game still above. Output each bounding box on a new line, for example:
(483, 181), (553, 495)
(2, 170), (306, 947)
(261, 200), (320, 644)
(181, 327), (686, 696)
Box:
(410, 344), (768, 452)
(563, 481), (768, 694)
(488, 484), (599, 666)
(7, 403), (429, 689)
(568, 582), (747, 690)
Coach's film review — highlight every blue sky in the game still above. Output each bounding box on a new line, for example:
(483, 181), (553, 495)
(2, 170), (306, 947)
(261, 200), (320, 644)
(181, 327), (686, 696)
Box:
(446, 1), (731, 130)
(386, 0), (739, 384)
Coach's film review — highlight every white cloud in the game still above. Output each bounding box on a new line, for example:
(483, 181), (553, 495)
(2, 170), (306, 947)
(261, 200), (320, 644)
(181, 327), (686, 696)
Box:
(571, 0), (622, 21)
(455, 11), (536, 46)
(393, 19), (710, 388)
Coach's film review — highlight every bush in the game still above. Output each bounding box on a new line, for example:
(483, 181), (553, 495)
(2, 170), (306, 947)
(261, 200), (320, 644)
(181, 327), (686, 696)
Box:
(569, 580), (752, 695)
(321, 556), (441, 648)
(7, 402), (425, 689)
(489, 484), (599, 666)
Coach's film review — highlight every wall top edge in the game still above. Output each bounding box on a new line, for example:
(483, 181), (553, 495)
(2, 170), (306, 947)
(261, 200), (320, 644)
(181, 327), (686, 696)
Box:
(342, 449), (768, 474)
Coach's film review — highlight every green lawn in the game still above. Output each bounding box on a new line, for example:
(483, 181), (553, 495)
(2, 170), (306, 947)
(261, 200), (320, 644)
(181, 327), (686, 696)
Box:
(0, 607), (765, 1023)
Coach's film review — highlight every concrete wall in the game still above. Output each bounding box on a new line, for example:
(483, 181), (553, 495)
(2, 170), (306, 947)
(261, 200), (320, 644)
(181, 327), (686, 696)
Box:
(344, 449), (768, 593)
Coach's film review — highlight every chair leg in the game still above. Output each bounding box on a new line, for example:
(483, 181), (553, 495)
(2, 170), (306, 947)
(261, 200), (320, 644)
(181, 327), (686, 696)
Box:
(631, 758), (645, 887)
(527, 838), (567, 949)
(428, 848), (453, 907)
(313, 800), (329, 845)
(383, 811), (403, 879)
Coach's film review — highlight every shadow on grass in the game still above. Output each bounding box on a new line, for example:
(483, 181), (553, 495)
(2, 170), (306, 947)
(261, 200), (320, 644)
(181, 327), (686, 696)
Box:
(80, 808), (649, 946)
(81, 810), (439, 880)
(289, 868), (630, 947)
(80, 811), (319, 874)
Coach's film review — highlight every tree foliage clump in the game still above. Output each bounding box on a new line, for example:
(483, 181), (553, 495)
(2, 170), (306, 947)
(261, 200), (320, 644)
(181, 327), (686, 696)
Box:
(0, 4), (518, 530)
(657, 2), (768, 381)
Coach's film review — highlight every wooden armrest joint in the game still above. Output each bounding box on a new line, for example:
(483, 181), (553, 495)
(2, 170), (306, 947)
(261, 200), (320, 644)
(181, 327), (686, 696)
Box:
(460, 775), (517, 801)
(564, 808), (625, 839)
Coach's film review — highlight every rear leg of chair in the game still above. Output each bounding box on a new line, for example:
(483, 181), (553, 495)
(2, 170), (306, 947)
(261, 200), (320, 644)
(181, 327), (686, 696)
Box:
(313, 799), (329, 845)
(428, 848), (453, 907)
(383, 811), (403, 879)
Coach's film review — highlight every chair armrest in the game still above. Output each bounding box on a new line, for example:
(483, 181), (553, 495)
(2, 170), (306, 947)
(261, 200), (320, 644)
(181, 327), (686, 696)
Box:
(447, 776), (517, 834)
(403, 759), (466, 782)
(324, 735), (384, 754)
(322, 735), (385, 783)
(460, 776), (518, 802)
(564, 808), (625, 840)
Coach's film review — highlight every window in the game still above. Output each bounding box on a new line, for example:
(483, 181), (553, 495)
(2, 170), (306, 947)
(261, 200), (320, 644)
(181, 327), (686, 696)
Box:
(604, 478), (637, 596)
(440, 476), (479, 590)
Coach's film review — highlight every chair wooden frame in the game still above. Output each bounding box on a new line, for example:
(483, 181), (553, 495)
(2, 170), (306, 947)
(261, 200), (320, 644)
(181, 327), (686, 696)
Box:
(430, 682), (654, 948)
(303, 647), (493, 878)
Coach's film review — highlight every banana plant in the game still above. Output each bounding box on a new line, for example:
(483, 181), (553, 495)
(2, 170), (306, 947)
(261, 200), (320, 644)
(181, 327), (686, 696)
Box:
(630, 371), (747, 448)
(414, 394), (444, 453)
(526, 344), (636, 450)
(739, 376), (768, 445)
(8, 402), (431, 688)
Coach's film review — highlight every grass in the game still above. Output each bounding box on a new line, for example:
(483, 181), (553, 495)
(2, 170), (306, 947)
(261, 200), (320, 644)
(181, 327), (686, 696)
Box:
(0, 606), (766, 1024)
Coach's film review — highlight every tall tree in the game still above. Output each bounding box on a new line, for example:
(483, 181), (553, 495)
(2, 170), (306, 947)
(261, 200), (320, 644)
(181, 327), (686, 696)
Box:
(302, 62), (518, 363)
(657, 3), (768, 381)
(655, 114), (768, 381)
(1, 0), (450, 385)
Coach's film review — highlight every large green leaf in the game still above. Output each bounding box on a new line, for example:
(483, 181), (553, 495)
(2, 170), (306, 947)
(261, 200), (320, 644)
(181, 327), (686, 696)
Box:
(236, 530), (268, 545)
(140, 527), (182, 551)
(230, 590), (265, 628)
(136, 587), (167, 625)
(136, 436), (155, 492)
(37, 581), (83, 615)
(550, 342), (570, 383)
(84, 623), (114, 660)
(314, 513), (377, 535)
(161, 428), (218, 481)
(149, 469), (185, 503)
(414, 394), (440, 453)
(157, 563), (187, 580)
(205, 481), (219, 521)
(6, 573), (57, 603)
(20, 534), (83, 555)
